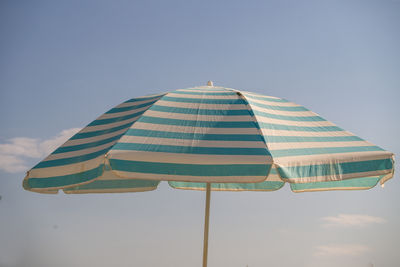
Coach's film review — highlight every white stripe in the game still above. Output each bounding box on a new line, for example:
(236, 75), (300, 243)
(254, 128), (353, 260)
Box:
(97, 105), (154, 120)
(284, 170), (392, 183)
(176, 89), (231, 93)
(166, 92), (238, 99)
(132, 93), (165, 99)
(154, 100), (248, 110)
(28, 178), (102, 191)
(267, 174), (283, 182)
(251, 105), (318, 117)
(62, 128), (126, 146)
(44, 141), (116, 161)
(25, 188), (60, 194)
(169, 177), (285, 191)
(27, 156), (104, 178)
(245, 96), (302, 107)
(64, 187), (157, 194)
(171, 187), (281, 192)
(79, 116), (139, 133)
(181, 86), (232, 91)
(110, 170), (267, 183)
(132, 121), (261, 135)
(267, 141), (374, 150)
(291, 185), (374, 192)
(143, 110), (252, 122)
(96, 170), (133, 180)
(266, 166), (283, 182)
(108, 150), (272, 164)
(240, 91), (283, 100)
(118, 135), (266, 148)
(274, 150), (393, 164)
(113, 96), (163, 108)
(255, 115), (334, 127)
(260, 129), (353, 137)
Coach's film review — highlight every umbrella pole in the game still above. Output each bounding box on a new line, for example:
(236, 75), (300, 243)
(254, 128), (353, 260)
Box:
(202, 183), (211, 267)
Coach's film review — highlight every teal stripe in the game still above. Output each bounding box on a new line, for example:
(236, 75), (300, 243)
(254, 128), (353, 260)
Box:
(169, 181), (284, 191)
(88, 110), (145, 126)
(290, 176), (380, 192)
(247, 100), (308, 111)
(112, 142), (270, 155)
(124, 95), (164, 103)
(243, 94), (289, 103)
(71, 122), (132, 139)
(253, 110), (325, 122)
(125, 129), (264, 141)
(272, 146), (384, 157)
(259, 122), (343, 132)
(33, 148), (109, 169)
(173, 91), (234, 96)
(139, 116), (256, 128)
(265, 135), (364, 143)
(64, 179), (160, 191)
(269, 168), (278, 174)
(109, 159), (271, 176)
(162, 96), (245, 104)
(53, 134), (123, 154)
(150, 105), (250, 116)
(26, 164), (104, 188)
(278, 158), (393, 178)
(106, 100), (158, 114)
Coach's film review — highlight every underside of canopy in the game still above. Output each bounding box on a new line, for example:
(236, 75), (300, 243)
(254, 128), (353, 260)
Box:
(23, 86), (395, 194)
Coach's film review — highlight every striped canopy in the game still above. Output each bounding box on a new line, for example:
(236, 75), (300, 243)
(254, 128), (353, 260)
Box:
(23, 85), (394, 194)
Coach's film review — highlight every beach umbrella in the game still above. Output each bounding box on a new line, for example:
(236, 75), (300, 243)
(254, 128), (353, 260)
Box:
(23, 82), (394, 267)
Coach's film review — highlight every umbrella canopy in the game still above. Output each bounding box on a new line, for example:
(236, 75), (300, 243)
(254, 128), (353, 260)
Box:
(23, 84), (394, 193)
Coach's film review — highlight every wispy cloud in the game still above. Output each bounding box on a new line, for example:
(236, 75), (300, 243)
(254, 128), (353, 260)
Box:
(314, 244), (370, 257)
(321, 214), (386, 227)
(0, 128), (81, 173)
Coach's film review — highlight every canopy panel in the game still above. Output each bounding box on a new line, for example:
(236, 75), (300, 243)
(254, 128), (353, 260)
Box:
(23, 94), (165, 193)
(107, 87), (273, 183)
(242, 91), (394, 191)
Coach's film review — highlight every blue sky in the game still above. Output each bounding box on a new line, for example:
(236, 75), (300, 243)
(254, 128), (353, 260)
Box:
(0, 0), (399, 266)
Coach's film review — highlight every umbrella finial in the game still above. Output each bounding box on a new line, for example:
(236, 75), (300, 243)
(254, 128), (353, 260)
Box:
(207, 80), (214, 87)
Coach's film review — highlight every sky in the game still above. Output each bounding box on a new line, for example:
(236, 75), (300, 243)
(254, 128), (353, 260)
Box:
(0, 0), (399, 266)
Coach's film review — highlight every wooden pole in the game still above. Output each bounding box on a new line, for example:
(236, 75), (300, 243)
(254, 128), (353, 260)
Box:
(202, 183), (211, 267)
